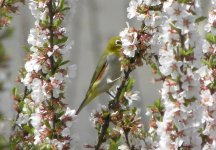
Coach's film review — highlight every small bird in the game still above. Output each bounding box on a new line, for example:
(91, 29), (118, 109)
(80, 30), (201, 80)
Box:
(76, 36), (122, 115)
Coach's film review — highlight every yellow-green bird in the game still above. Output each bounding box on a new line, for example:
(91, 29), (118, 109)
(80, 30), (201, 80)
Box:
(76, 36), (122, 115)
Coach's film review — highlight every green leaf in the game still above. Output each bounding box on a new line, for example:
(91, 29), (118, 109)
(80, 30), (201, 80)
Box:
(44, 120), (51, 129)
(150, 63), (157, 70)
(179, 48), (193, 57)
(23, 125), (33, 134)
(154, 99), (164, 111)
(59, 0), (65, 11)
(59, 60), (70, 67)
(54, 36), (68, 45)
(12, 87), (20, 99)
(53, 19), (62, 27)
(61, 7), (70, 12)
(177, 0), (192, 3)
(22, 45), (30, 52)
(206, 33), (216, 44)
(201, 59), (210, 67)
(125, 78), (135, 91)
(108, 140), (118, 150)
(195, 16), (207, 23)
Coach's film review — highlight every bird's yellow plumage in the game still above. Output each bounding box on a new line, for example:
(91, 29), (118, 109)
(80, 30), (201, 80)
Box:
(76, 36), (122, 115)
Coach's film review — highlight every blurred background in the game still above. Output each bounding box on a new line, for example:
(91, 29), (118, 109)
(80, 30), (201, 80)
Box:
(1, 0), (162, 148)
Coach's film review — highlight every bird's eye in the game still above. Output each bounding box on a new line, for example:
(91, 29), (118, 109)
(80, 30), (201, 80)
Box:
(115, 40), (122, 45)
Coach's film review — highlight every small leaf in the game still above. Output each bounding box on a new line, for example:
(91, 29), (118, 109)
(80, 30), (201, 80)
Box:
(179, 48), (193, 57)
(44, 120), (51, 129)
(195, 16), (207, 23)
(54, 36), (68, 45)
(22, 45), (30, 52)
(53, 19), (62, 27)
(177, 0), (192, 3)
(59, 0), (65, 11)
(108, 140), (118, 150)
(23, 125), (33, 134)
(59, 60), (70, 66)
(206, 33), (216, 44)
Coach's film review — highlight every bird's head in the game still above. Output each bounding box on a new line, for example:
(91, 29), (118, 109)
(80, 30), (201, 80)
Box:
(106, 36), (122, 55)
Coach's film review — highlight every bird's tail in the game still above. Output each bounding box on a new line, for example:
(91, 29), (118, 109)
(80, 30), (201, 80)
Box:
(75, 92), (97, 115)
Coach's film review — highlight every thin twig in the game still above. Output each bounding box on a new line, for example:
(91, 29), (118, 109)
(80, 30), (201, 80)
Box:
(47, 0), (55, 75)
(106, 91), (115, 99)
(124, 129), (131, 149)
(114, 69), (132, 104)
(95, 114), (110, 150)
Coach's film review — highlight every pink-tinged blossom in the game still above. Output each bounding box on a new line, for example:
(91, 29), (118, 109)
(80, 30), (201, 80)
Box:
(30, 112), (41, 130)
(127, 0), (140, 19)
(151, 1), (204, 149)
(25, 53), (42, 73)
(198, 2), (216, 147)
(203, 40), (216, 54)
(144, 0), (161, 6)
(163, 1), (189, 21)
(200, 90), (214, 107)
(119, 23), (138, 57)
(28, 28), (48, 47)
(21, 72), (32, 86)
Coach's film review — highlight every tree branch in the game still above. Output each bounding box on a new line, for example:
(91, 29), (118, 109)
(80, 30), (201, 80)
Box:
(47, 0), (57, 138)
(123, 129), (131, 149)
(95, 69), (132, 149)
(95, 114), (110, 150)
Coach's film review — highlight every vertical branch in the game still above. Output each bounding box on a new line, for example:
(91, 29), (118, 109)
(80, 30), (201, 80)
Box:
(11, 0), (76, 149)
(123, 129), (131, 149)
(95, 69), (132, 150)
(47, 0), (57, 137)
(95, 114), (110, 150)
(47, 0), (55, 75)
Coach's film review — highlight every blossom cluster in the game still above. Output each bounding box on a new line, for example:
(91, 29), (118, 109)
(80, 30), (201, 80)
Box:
(87, 2), (161, 147)
(11, 0), (76, 149)
(125, 0), (215, 149)
(89, 79), (145, 149)
(198, 0), (216, 149)
(88, 1), (168, 149)
(156, 1), (203, 149)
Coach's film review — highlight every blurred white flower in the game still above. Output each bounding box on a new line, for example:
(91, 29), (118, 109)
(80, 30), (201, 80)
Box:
(61, 128), (70, 137)
(127, 0), (141, 19)
(30, 113), (41, 129)
(118, 144), (129, 150)
(124, 91), (140, 106)
(31, 78), (44, 103)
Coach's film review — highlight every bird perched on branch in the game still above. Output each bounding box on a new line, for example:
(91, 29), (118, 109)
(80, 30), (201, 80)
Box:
(76, 36), (122, 115)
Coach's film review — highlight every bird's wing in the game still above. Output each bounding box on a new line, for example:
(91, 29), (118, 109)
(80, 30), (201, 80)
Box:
(88, 51), (108, 88)
(75, 52), (108, 115)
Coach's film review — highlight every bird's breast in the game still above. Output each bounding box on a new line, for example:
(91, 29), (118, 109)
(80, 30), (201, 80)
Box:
(96, 54), (121, 93)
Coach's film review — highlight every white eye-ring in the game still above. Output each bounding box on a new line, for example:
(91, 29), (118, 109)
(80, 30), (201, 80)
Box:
(115, 40), (122, 45)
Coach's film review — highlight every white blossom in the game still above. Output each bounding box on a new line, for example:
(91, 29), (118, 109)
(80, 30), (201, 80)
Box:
(118, 145), (129, 150)
(120, 23), (138, 57)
